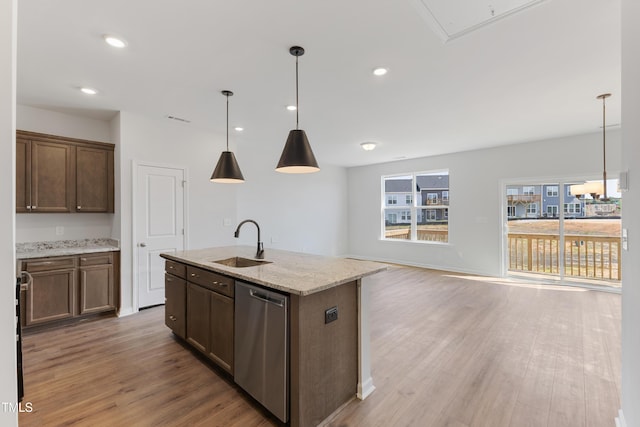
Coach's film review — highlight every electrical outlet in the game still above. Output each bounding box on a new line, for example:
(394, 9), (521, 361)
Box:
(223, 218), (232, 227)
(325, 306), (338, 324)
(55, 226), (64, 236)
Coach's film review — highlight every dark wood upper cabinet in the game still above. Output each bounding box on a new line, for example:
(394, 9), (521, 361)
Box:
(76, 146), (114, 212)
(16, 131), (114, 213)
(16, 138), (30, 213)
(31, 140), (75, 213)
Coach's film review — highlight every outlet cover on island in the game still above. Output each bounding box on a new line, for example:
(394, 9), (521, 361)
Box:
(55, 226), (64, 236)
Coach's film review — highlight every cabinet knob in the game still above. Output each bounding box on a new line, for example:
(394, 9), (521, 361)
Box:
(77, 206), (82, 210)
(191, 273), (198, 278)
(26, 205), (31, 209)
(169, 315), (177, 322)
(32, 206), (36, 209)
(139, 243), (147, 247)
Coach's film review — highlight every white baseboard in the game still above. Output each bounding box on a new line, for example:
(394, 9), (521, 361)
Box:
(615, 409), (627, 427)
(357, 377), (375, 400)
(117, 306), (136, 317)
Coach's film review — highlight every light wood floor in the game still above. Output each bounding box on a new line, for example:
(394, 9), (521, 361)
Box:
(19, 266), (621, 427)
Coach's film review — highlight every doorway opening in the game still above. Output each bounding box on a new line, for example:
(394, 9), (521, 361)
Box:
(505, 179), (621, 290)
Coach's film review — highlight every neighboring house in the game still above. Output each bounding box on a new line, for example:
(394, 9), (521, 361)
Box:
(417, 175), (449, 222)
(506, 185), (542, 218)
(384, 179), (414, 224)
(384, 174), (449, 224)
(507, 184), (586, 219)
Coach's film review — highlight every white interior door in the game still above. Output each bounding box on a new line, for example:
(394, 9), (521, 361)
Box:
(136, 164), (185, 308)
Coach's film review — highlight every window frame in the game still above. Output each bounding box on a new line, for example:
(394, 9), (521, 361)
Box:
(382, 170), (450, 244)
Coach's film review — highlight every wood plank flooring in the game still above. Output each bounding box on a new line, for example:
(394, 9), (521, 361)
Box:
(19, 266), (621, 427)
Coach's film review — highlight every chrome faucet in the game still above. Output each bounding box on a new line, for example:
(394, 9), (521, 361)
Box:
(234, 219), (264, 259)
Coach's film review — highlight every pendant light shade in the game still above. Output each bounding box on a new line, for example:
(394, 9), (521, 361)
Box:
(211, 90), (245, 183)
(276, 46), (320, 173)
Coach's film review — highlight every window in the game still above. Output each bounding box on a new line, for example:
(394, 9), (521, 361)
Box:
(564, 203), (582, 214)
(383, 170), (449, 243)
(523, 186), (535, 196)
(546, 186), (559, 197)
(507, 206), (516, 217)
(507, 188), (519, 196)
(527, 203), (538, 214)
(547, 205), (558, 216)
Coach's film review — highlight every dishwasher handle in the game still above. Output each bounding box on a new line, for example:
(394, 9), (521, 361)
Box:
(249, 289), (285, 307)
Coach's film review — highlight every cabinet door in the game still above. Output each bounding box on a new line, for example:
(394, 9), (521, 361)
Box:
(78, 264), (115, 314)
(165, 274), (186, 339)
(186, 283), (210, 354)
(30, 141), (74, 213)
(209, 291), (234, 373)
(16, 138), (31, 213)
(25, 268), (75, 325)
(76, 146), (114, 212)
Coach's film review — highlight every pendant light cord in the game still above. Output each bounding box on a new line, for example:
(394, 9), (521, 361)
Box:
(602, 95), (607, 200)
(226, 94), (230, 151)
(295, 54), (299, 130)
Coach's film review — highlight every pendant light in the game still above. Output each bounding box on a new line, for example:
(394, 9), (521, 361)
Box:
(597, 93), (611, 201)
(276, 46), (320, 173)
(211, 90), (245, 183)
(569, 93), (612, 201)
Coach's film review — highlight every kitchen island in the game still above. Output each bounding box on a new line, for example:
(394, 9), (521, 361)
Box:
(160, 246), (386, 427)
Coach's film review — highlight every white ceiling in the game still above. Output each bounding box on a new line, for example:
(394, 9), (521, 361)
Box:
(16, 0), (621, 168)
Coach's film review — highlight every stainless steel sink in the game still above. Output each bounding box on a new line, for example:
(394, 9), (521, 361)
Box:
(213, 257), (272, 268)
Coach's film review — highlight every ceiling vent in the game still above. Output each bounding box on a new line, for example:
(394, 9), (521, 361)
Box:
(410, 0), (547, 42)
(166, 115), (191, 123)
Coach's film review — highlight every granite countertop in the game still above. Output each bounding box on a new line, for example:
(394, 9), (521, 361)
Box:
(161, 246), (387, 296)
(16, 238), (120, 259)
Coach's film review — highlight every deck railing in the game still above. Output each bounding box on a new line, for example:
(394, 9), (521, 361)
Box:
(508, 232), (621, 281)
(385, 230), (621, 282)
(384, 229), (448, 242)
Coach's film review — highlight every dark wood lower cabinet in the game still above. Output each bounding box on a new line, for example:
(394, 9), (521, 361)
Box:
(26, 268), (75, 325)
(208, 291), (234, 373)
(22, 252), (119, 328)
(165, 274), (186, 339)
(169, 262), (234, 375)
(186, 283), (210, 354)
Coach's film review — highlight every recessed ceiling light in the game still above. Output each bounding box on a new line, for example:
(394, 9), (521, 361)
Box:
(234, 127), (244, 132)
(373, 67), (388, 76)
(360, 142), (377, 151)
(286, 105), (297, 111)
(103, 35), (127, 48)
(80, 87), (98, 95)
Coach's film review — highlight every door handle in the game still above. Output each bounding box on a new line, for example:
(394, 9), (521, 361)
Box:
(139, 243), (147, 247)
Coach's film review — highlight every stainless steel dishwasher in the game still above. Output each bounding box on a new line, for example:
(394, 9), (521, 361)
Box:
(234, 281), (289, 423)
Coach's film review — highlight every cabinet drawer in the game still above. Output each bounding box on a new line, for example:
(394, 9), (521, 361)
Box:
(165, 260), (186, 279)
(24, 257), (76, 272)
(187, 266), (234, 298)
(79, 252), (113, 266)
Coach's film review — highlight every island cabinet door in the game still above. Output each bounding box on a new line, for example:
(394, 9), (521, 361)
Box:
(208, 291), (234, 374)
(186, 283), (210, 354)
(165, 274), (186, 339)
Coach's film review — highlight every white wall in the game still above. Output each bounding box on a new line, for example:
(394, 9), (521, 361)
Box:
(620, 1), (639, 425)
(347, 130), (622, 276)
(237, 142), (348, 257)
(15, 105), (115, 243)
(117, 112), (238, 314)
(0, 0), (19, 425)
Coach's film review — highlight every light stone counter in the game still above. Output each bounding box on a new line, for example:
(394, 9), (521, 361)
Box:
(16, 238), (120, 259)
(160, 245), (387, 296)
